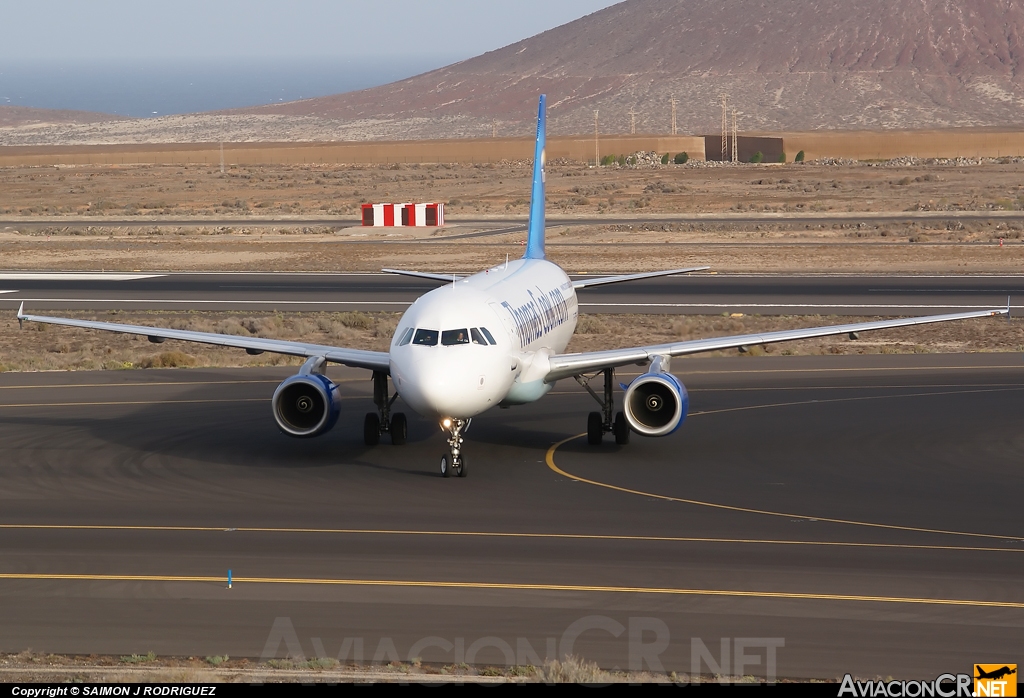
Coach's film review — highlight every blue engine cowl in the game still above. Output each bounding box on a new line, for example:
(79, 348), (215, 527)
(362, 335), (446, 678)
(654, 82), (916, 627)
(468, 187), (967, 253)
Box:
(272, 373), (341, 438)
(623, 371), (688, 437)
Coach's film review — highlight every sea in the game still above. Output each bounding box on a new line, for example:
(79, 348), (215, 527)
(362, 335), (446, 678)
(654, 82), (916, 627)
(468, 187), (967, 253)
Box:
(0, 57), (459, 118)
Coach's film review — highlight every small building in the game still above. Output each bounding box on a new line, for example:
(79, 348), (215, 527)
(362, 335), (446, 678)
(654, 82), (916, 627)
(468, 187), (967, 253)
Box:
(361, 202), (444, 227)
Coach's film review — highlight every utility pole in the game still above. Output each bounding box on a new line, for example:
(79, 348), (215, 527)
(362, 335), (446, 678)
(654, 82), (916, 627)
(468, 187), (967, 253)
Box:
(492, 120), (497, 138)
(720, 95), (728, 162)
(731, 109), (739, 163)
(219, 142), (225, 174)
(628, 106), (637, 135)
(594, 110), (600, 165)
(670, 98), (678, 136)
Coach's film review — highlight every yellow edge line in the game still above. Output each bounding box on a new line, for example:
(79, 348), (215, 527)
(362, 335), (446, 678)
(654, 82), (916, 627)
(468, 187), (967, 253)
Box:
(0, 523), (1020, 554)
(545, 434), (1022, 542)
(1, 573), (1021, 609)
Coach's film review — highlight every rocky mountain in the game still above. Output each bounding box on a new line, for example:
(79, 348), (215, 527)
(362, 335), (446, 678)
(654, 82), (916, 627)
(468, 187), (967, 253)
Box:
(232, 0), (1024, 136)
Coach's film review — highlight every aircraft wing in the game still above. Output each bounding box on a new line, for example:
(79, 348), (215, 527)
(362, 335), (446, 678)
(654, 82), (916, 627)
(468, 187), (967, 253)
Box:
(16, 305), (391, 373)
(571, 266), (710, 289)
(381, 268), (463, 283)
(544, 308), (1008, 382)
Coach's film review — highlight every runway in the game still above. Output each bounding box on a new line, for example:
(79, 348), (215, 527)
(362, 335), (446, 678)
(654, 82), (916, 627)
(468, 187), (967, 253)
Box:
(1, 271), (1022, 315)
(1, 353), (1021, 678)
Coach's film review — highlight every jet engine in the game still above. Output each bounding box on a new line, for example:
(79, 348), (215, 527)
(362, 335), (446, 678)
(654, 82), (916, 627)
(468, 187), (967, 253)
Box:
(623, 356), (688, 437)
(272, 370), (341, 438)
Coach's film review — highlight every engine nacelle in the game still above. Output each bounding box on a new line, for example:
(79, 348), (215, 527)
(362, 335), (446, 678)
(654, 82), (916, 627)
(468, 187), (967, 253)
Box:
(272, 373), (341, 438)
(623, 368), (688, 437)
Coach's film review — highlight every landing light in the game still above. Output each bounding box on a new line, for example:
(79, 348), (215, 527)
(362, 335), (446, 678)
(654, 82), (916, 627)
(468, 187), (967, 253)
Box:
(442, 418), (452, 428)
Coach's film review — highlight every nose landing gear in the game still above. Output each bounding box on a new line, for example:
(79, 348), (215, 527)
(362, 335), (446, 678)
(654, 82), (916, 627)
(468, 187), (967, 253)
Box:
(439, 417), (470, 478)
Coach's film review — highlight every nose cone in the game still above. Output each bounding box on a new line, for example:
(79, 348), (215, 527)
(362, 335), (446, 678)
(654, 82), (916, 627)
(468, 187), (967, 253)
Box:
(392, 350), (505, 419)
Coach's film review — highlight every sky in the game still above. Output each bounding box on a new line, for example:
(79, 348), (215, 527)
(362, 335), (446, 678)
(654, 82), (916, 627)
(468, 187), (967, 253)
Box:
(1, 0), (624, 63)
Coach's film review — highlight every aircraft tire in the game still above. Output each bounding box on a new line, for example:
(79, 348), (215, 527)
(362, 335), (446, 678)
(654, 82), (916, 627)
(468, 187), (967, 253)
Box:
(440, 453), (451, 478)
(455, 455), (466, 478)
(390, 413), (407, 445)
(614, 411), (630, 445)
(587, 412), (603, 445)
(363, 413), (380, 446)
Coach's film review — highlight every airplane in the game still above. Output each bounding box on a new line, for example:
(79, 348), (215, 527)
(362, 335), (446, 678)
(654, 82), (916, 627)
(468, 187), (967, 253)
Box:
(975, 666), (1016, 681)
(16, 95), (1009, 478)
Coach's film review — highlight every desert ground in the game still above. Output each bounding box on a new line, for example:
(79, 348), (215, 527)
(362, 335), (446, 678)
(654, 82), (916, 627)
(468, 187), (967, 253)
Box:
(2, 157), (1023, 370)
(1, 158), (1024, 275)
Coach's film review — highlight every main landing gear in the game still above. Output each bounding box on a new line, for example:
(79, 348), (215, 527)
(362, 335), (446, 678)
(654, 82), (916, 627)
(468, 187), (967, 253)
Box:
(364, 371), (407, 446)
(576, 368), (630, 446)
(439, 417), (469, 478)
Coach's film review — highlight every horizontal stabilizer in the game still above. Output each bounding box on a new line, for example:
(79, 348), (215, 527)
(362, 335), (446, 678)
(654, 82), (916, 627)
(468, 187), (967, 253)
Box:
(572, 266), (710, 289)
(381, 268), (464, 283)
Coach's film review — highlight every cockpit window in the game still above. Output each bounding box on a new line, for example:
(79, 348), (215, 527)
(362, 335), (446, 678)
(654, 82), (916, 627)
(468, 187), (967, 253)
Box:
(397, 327), (414, 346)
(413, 329), (439, 346)
(479, 327), (497, 345)
(441, 329), (470, 346)
(470, 328), (488, 345)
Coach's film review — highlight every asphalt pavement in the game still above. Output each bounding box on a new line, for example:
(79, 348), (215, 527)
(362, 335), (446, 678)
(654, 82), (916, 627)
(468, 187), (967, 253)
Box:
(1, 271), (1021, 315)
(1, 353), (1021, 678)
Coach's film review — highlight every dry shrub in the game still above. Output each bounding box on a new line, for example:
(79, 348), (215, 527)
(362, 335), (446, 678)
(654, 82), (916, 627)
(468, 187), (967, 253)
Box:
(139, 351), (197, 368)
(535, 656), (615, 684)
(214, 319), (249, 336)
(337, 311), (374, 330)
(575, 316), (606, 334)
(291, 319), (316, 336)
(373, 315), (398, 338)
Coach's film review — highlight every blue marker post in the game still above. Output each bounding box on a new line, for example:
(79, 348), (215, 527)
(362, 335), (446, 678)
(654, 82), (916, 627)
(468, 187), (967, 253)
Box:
(228, 569), (232, 589)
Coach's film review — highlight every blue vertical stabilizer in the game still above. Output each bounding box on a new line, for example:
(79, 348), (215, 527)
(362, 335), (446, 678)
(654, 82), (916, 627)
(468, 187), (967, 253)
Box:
(524, 95), (547, 260)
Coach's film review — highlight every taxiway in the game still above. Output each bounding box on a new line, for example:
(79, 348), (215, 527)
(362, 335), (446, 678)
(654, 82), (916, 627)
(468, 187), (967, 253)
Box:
(0, 353), (1021, 678)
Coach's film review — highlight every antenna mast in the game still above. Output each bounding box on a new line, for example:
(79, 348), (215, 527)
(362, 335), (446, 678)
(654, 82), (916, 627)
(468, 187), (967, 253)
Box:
(720, 95), (728, 162)
(629, 106), (638, 135)
(732, 109), (739, 163)
(593, 110), (600, 165)
(670, 98), (678, 136)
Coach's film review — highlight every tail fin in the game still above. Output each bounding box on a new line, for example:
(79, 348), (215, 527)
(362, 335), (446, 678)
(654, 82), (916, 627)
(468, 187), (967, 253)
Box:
(524, 95), (547, 260)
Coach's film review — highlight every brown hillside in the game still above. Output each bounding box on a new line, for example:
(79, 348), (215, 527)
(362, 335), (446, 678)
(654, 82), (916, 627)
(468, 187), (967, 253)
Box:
(0, 106), (125, 128)
(231, 0), (1024, 136)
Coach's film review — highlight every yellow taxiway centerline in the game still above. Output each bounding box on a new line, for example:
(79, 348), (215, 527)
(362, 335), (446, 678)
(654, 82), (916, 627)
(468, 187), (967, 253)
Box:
(1, 572), (1021, 609)
(0, 523), (1021, 553)
(545, 432), (1022, 542)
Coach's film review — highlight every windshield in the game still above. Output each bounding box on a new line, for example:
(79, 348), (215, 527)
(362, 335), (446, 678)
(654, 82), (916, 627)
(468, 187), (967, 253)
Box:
(412, 329), (439, 346)
(441, 329), (470, 346)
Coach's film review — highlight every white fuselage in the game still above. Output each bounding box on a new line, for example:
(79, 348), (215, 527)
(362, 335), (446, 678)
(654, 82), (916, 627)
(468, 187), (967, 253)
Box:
(389, 258), (578, 419)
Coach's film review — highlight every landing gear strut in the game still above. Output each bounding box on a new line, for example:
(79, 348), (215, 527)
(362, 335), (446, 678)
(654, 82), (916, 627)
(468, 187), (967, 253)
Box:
(364, 371), (406, 446)
(576, 368), (629, 446)
(439, 418), (469, 478)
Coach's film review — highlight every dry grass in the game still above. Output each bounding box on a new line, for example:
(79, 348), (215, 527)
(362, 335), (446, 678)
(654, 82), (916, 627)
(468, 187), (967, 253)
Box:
(1, 310), (1020, 373)
(2, 160), (1024, 274)
(0, 651), (787, 684)
(2, 159), (1024, 220)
